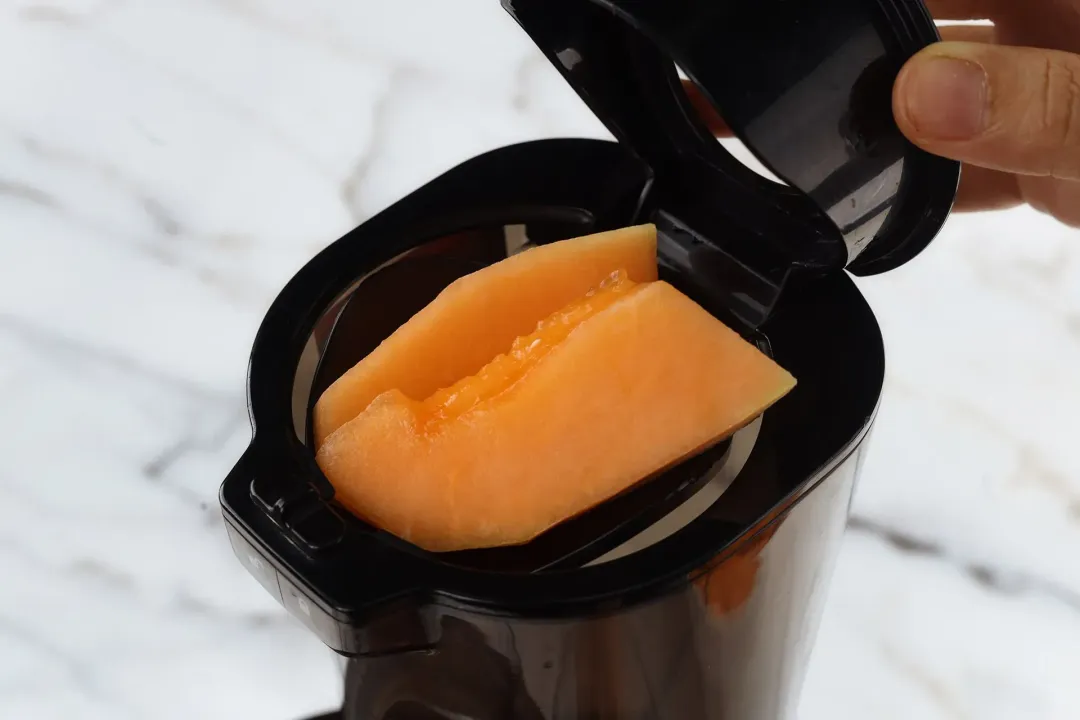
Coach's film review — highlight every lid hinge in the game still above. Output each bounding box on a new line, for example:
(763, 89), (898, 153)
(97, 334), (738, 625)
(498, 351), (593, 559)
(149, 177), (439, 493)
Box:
(652, 211), (792, 331)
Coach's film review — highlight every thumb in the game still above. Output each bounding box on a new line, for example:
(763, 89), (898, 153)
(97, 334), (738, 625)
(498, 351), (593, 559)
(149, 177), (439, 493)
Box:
(894, 41), (1080, 180)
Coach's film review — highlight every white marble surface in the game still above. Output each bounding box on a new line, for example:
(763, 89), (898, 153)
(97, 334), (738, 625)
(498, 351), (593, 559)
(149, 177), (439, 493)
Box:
(2, 1), (1080, 718)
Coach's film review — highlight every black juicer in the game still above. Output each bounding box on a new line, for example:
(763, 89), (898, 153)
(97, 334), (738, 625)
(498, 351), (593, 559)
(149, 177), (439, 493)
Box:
(219, 1), (959, 718)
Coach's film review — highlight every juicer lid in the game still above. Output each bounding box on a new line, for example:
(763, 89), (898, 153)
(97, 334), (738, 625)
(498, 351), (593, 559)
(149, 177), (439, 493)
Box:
(502, 0), (961, 276)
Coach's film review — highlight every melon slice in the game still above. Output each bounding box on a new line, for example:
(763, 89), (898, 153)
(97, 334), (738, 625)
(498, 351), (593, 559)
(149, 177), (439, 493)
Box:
(312, 224), (659, 447)
(315, 265), (796, 553)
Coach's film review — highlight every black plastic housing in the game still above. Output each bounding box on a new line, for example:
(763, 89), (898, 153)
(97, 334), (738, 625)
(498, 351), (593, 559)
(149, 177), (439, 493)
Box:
(219, 0), (957, 716)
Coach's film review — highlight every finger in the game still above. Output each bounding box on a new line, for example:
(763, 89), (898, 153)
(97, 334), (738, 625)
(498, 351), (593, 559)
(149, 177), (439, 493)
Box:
(954, 164), (1022, 211)
(894, 42), (1080, 180)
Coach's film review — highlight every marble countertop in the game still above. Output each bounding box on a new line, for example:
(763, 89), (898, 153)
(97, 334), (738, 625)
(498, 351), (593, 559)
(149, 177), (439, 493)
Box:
(2, 1), (1080, 718)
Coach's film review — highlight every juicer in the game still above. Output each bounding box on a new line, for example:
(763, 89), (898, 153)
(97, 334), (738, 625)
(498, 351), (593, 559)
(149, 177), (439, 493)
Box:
(219, 0), (959, 717)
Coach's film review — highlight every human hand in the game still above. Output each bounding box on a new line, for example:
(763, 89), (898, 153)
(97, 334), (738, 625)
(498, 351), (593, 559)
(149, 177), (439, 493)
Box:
(686, 1), (1080, 227)
(894, 1), (1080, 225)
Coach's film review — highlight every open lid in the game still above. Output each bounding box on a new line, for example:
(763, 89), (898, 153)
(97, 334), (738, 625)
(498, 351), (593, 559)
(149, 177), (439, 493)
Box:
(502, 0), (960, 276)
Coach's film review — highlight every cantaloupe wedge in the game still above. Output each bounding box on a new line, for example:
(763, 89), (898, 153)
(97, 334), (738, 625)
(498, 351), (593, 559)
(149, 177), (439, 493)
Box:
(312, 224), (659, 447)
(315, 262), (797, 553)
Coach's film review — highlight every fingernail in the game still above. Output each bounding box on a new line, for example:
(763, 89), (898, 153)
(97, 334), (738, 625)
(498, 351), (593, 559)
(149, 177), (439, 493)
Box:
(900, 55), (989, 140)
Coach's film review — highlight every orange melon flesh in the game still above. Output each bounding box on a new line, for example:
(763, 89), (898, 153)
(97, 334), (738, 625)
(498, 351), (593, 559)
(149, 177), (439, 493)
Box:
(316, 273), (796, 553)
(312, 224), (659, 447)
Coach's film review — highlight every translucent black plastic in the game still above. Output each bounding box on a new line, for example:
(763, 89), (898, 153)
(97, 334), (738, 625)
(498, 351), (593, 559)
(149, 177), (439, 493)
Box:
(339, 445), (863, 720)
(218, 0), (956, 717)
